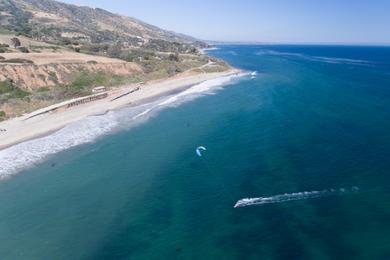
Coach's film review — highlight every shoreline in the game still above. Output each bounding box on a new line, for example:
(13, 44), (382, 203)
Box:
(0, 69), (241, 151)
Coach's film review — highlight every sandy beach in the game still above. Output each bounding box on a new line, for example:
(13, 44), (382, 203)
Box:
(0, 69), (240, 150)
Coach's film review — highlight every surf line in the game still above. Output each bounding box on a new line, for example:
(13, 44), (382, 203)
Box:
(234, 187), (359, 208)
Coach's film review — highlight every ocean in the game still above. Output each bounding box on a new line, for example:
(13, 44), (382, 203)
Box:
(1, 45), (390, 259)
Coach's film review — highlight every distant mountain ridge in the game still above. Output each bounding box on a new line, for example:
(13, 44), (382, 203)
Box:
(0, 0), (206, 47)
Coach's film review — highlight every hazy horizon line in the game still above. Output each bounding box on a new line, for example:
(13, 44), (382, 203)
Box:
(205, 41), (390, 47)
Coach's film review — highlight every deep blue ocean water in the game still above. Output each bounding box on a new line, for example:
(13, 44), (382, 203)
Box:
(1, 45), (390, 259)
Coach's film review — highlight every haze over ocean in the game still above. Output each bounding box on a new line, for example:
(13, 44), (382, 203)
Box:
(1, 45), (390, 259)
(61, 0), (390, 45)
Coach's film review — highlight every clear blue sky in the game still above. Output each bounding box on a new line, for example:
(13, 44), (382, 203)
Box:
(61, 0), (390, 44)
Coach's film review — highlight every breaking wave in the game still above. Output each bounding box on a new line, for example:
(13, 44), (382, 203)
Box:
(234, 187), (359, 208)
(0, 73), (247, 179)
(132, 73), (248, 120)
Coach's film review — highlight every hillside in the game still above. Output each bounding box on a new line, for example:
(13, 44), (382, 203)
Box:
(0, 0), (207, 48)
(0, 0), (229, 120)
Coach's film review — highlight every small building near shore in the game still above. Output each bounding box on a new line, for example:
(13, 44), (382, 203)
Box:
(92, 86), (106, 93)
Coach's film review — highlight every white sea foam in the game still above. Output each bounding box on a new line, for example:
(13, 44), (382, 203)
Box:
(255, 50), (304, 57)
(0, 73), (247, 179)
(0, 114), (120, 179)
(202, 47), (220, 52)
(132, 73), (248, 120)
(234, 187), (359, 208)
(250, 71), (257, 79)
(308, 56), (372, 65)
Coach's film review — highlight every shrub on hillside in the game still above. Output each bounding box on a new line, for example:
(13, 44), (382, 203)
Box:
(168, 53), (179, 62)
(107, 44), (122, 58)
(0, 111), (6, 121)
(0, 80), (30, 99)
(19, 47), (29, 53)
(64, 71), (127, 97)
(0, 58), (33, 64)
(0, 80), (14, 94)
(10, 37), (21, 48)
(47, 72), (58, 83)
(37, 87), (50, 92)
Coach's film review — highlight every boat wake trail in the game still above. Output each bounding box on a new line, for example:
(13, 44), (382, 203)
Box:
(234, 187), (359, 208)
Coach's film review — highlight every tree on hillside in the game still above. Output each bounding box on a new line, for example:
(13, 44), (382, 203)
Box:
(10, 37), (21, 48)
(107, 43), (122, 58)
(168, 53), (179, 62)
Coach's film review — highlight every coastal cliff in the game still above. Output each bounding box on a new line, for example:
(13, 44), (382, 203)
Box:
(0, 62), (142, 89)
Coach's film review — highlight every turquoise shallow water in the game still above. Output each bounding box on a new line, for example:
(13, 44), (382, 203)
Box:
(1, 45), (390, 259)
